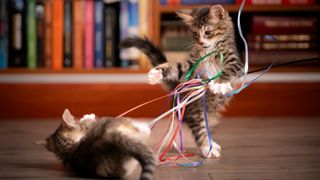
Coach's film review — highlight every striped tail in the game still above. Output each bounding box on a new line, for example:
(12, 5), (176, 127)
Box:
(119, 36), (167, 66)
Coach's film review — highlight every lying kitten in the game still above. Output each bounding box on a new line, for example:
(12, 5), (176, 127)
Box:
(120, 5), (244, 158)
(36, 109), (155, 180)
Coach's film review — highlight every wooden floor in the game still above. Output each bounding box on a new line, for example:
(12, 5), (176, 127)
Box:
(1, 118), (320, 180)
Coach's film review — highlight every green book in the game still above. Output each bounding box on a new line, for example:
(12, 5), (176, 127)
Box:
(27, 0), (37, 68)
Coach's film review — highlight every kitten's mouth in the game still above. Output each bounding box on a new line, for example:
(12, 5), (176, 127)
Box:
(203, 45), (211, 49)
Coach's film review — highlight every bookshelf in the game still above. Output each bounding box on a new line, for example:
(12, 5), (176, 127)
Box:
(152, 3), (320, 45)
(0, 1), (319, 119)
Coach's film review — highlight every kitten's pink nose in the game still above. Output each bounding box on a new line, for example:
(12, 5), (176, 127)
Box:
(198, 41), (204, 45)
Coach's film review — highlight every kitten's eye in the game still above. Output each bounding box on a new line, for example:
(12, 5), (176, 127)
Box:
(205, 31), (212, 36)
(192, 32), (198, 37)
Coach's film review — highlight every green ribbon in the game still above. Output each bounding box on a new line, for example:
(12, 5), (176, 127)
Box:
(184, 50), (224, 83)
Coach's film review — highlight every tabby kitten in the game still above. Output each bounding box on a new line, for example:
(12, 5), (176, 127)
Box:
(120, 5), (244, 158)
(36, 109), (155, 180)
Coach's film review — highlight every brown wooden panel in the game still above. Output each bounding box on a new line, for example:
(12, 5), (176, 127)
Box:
(0, 83), (319, 119)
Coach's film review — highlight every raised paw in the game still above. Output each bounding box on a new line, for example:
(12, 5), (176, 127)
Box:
(200, 140), (221, 159)
(147, 68), (163, 85)
(209, 82), (232, 95)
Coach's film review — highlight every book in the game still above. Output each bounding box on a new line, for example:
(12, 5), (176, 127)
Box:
(138, 0), (149, 69)
(181, 0), (235, 4)
(8, 0), (28, 67)
(249, 41), (319, 51)
(51, 0), (64, 70)
(63, 0), (73, 68)
(248, 50), (320, 65)
(44, 0), (52, 67)
(0, 0), (8, 69)
(126, 0), (140, 68)
(252, 16), (318, 34)
(36, 0), (45, 67)
(160, 0), (167, 4)
(161, 0), (235, 4)
(72, 0), (83, 69)
(247, 34), (319, 50)
(84, 0), (94, 69)
(119, 1), (129, 67)
(236, 0), (315, 4)
(105, 2), (120, 67)
(283, 0), (315, 4)
(247, 34), (319, 43)
(162, 25), (193, 51)
(27, 0), (37, 69)
(236, 0), (282, 4)
(94, 0), (105, 68)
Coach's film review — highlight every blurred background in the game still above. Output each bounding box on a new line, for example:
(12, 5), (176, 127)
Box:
(0, 0), (319, 119)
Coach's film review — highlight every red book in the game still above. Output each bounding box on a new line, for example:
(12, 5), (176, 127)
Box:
(252, 16), (318, 34)
(84, 0), (94, 69)
(283, 0), (315, 4)
(168, 0), (180, 5)
(72, 0), (83, 69)
(44, 0), (52, 67)
(236, 0), (282, 4)
(51, 0), (64, 70)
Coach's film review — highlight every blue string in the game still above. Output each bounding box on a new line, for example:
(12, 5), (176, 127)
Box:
(176, 94), (184, 152)
(202, 92), (213, 155)
(176, 161), (204, 167)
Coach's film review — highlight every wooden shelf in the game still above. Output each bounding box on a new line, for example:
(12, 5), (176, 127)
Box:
(0, 68), (148, 74)
(158, 4), (320, 13)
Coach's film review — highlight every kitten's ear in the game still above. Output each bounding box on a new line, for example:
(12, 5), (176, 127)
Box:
(176, 9), (194, 26)
(209, 5), (226, 23)
(62, 108), (76, 128)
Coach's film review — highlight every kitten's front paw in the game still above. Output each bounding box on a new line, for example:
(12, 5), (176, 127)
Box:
(200, 140), (221, 159)
(200, 143), (221, 159)
(209, 82), (232, 95)
(148, 68), (163, 85)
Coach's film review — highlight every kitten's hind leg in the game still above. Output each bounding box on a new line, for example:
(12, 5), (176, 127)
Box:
(185, 114), (221, 159)
(110, 133), (155, 180)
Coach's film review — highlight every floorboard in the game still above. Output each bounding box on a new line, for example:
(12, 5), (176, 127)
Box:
(0, 118), (320, 180)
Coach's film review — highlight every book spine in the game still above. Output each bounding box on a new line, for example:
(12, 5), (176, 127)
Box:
(126, 0), (140, 68)
(181, 0), (235, 4)
(84, 0), (94, 69)
(94, 0), (104, 68)
(236, 0), (282, 5)
(248, 50), (320, 65)
(36, 0), (45, 67)
(249, 41), (319, 51)
(160, 0), (167, 4)
(247, 34), (319, 43)
(0, 0), (8, 68)
(64, 0), (72, 67)
(248, 33), (319, 50)
(8, 0), (27, 67)
(105, 3), (120, 67)
(72, 0), (83, 69)
(44, 0), (52, 68)
(252, 16), (318, 34)
(51, 0), (64, 70)
(138, 0), (149, 69)
(283, 0), (315, 4)
(27, 0), (37, 68)
(119, 1), (129, 67)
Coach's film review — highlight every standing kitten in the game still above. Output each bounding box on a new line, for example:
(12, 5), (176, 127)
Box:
(120, 5), (244, 158)
(36, 109), (155, 180)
